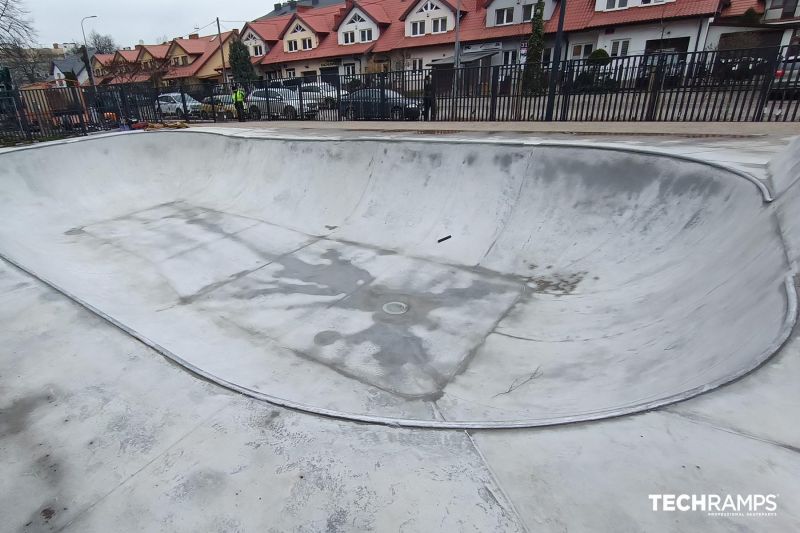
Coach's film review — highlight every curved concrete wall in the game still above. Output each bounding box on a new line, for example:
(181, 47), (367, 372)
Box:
(0, 131), (793, 427)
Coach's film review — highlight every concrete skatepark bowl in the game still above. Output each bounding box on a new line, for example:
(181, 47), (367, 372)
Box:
(0, 131), (795, 428)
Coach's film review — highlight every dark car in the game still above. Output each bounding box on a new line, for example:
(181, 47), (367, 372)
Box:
(340, 88), (421, 120)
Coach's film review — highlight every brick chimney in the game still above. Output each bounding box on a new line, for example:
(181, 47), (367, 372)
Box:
(189, 33), (199, 39)
(274, 3), (282, 10)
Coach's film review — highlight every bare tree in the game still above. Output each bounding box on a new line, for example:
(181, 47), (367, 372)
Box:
(89, 30), (116, 54)
(0, 0), (35, 49)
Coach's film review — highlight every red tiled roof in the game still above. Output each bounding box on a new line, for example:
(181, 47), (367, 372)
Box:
(172, 37), (210, 55)
(137, 44), (170, 60)
(163, 31), (237, 80)
(721, 0), (764, 18)
(333, 0), (391, 30)
(261, 40), (375, 65)
(399, 0), (462, 21)
(253, 0), (732, 63)
(555, 0), (720, 32)
(115, 49), (140, 62)
(244, 15), (293, 41)
(93, 53), (114, 66)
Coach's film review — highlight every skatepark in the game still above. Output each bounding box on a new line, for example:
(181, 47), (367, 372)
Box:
(1, 126), (799, 531)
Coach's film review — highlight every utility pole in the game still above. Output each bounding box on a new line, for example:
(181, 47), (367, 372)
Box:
(454, 0), (462, 69)
(544, 0), (566, 121)
(217, 18), (229, 93)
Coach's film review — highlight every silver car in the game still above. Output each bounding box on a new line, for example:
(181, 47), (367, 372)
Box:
(246, 88), (319, 120)
(156, 92), (202, 119)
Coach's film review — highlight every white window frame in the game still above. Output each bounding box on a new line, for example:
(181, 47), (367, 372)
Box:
(348, 13), (366, 23)
(360, 28), (373, 41)
(571, 43), (593, 58)
(253, 44), (264, 56)
(343, 31), (355, 44)
(432, 17), (447, 33)
(285, 68), (296, 77)
(496, 7), (514, 25)
(606, 0), (628, 9)
(412, 58), (423, 71)
(288, 40), (298, 52)
(302, 38), (313, 50)
(502, 50), (518, 65)
(291, 24), (304, 33)
(522, 4), (534, 21)
(411, 20), (426, 36)
(416, 1), (441, 14)
(344, 63), (356, 75)
(610, 39), (630, 57)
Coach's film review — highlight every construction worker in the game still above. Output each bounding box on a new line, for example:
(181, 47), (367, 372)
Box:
(232, 84), (246, 122)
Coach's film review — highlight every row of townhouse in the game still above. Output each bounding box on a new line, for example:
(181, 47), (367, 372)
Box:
(239, 0), (800, 84)
(78, 0), (800, 89)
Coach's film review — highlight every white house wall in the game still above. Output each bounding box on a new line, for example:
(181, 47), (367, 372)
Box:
(337, 7), (380, 45)
(484, 0), (556, 27)
(404, 0), (456, 37)
(595, 19), (707, 56)
(242, 29), (268, 58)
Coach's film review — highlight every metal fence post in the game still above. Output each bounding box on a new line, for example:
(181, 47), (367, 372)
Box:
(754, 49), (781, 122)
(490, 65), (500, 121)
(559, 60), (572, 121)
(11, 88), (32, 141)
(179, 85), (188, 121)
(645, 54), (665, 121)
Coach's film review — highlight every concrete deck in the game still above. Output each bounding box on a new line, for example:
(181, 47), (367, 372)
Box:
(1, 127), (799, 532)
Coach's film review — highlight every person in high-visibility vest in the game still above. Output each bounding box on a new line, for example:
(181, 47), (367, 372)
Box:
(232, 84), (246, 122)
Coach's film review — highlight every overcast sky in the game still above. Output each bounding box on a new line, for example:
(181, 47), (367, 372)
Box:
(24, 0), (274, 49)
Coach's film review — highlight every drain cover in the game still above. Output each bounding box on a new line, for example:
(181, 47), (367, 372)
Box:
(382, 301), (409, 315)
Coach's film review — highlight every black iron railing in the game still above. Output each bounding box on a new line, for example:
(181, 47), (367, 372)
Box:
(2, 45), (799, 144)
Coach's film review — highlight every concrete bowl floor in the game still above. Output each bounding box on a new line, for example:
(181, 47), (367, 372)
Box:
(0, 131), (794, 427)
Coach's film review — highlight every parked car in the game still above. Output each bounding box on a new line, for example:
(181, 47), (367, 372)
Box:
(340, 88), (421, 120)
(770, 56), (800, 99)
(246, 87), (319, 120)
(299, 82), (348, 109)
(266, 78), (304, 90)
(199, 95), (236, 119)
(156, 92), (202, 119)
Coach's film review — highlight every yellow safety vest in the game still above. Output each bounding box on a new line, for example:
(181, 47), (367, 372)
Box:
(232, 89), (245, 103)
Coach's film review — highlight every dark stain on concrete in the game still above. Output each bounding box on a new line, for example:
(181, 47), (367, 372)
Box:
(0, 393), (50, 436)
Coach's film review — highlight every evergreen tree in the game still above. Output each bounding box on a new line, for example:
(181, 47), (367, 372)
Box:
(228, 40), (255, 85)
(522, 0), (546, 96)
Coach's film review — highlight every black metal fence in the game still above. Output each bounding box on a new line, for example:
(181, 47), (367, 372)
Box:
(2, 45), (799, 144)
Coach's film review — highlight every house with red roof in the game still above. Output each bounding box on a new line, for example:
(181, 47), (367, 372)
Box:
(244, 0), (782, 84)
(161, 31), (239, 86)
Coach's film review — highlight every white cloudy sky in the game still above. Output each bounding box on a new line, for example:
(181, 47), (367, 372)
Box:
(24, 0), (273, 49)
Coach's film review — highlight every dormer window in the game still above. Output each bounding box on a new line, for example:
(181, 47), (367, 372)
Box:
(348, 13), (366, 23)
(344, 31), (355, 44)
(432, 17), (447, 33)
(291, 24), (304, 33)
(288, 40), (298, 51)
(253, 44), (263, 56)
(360, 28), (373, 41)
(416, 1), (441, 13)
(523, 4), (533, 21)
(302, 38), (313, 50)
(495, 7), (513, 25)
(606, 0), (628, 9)
(411, 20), (426, 36)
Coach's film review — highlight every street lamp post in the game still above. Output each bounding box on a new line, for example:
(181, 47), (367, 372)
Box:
(81, 15), (98, 89)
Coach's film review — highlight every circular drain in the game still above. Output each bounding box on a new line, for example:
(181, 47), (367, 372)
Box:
(382, 301), (409, 315)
